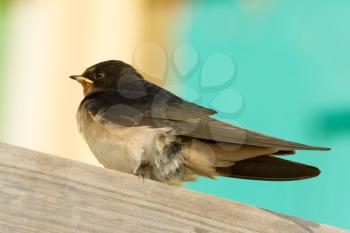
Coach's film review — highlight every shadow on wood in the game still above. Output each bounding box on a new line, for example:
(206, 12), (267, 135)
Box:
(0, 142), (348, 233)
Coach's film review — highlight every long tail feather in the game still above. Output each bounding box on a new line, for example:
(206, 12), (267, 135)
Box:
(216, 155), (320, 181)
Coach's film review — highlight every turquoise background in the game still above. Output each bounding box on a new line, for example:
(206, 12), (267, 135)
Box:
(183, 1), (350, 229)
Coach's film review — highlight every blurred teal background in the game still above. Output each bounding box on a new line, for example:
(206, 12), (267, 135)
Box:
(184, 0), (350, 229)
(0, 0), (349, 230)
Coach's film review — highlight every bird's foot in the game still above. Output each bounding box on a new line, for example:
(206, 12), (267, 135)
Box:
(132, 170), (146, 183)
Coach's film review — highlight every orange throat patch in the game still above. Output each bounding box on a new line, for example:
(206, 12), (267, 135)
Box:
(81, 81), (94, 96)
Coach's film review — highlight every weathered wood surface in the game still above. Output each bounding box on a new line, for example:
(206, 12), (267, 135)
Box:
(0, 142), (348, 233)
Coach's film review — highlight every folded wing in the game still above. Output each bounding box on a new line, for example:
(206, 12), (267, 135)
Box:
(80, 80), (329, 151)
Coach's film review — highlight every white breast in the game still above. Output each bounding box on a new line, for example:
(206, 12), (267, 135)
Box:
(76, 110), (174, 173)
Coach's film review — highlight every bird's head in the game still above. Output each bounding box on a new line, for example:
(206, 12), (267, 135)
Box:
(70, 60), (141, 96)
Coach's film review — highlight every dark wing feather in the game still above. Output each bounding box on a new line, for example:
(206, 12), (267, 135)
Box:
(81, 79), (216, 123)
(80, 79), (329, 151)
(173, 118), (329, 150)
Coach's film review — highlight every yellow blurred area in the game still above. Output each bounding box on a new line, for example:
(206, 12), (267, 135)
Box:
(1, 0), (186, 166)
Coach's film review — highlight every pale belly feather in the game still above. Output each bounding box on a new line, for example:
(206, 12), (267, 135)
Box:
(76, 110), (175, 174)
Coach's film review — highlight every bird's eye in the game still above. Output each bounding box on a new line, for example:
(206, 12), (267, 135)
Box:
(94, 70), (105, 80)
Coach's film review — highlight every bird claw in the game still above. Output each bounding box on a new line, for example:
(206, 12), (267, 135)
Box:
(132, 171), (145, 183)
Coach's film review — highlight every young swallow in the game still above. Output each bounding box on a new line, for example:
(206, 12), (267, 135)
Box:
(70, 60), (330, 185)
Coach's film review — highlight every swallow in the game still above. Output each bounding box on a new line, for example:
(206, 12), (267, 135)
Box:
(70, 60), (330, 185)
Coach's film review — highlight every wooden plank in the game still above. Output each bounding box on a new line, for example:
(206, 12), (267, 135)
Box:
(0, 142), (347, 233)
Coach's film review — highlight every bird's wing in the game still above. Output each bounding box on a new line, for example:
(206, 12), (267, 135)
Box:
(173, 118), (329, 150)
(80, 78), (216, 123)
(80, 80), (329, 151)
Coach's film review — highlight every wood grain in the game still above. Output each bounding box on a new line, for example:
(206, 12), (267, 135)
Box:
(0, 142), (347, 233)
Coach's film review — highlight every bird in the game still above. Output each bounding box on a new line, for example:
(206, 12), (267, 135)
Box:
(70, 60), (330, 185)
